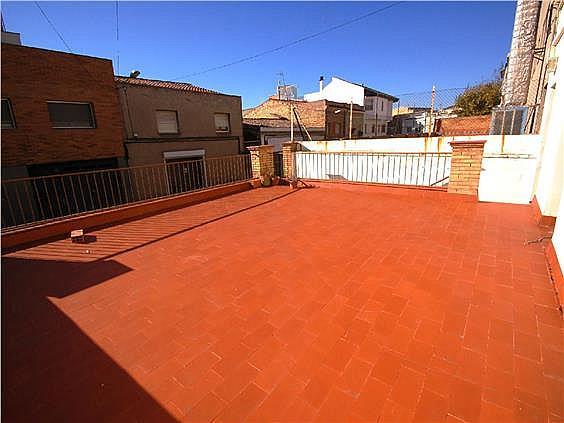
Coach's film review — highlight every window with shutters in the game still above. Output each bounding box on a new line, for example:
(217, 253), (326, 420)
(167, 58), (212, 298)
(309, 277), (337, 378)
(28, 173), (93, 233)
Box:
(47, 101), (95, 128)
(156, 110), (179, 134)
(2, 98), (16, 129)
(214, 113), (230, 133)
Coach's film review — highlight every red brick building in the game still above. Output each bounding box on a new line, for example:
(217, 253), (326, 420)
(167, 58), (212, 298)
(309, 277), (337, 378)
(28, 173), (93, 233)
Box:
(1, 43), (126, 179)
(435, 115), (492, 136)
(243, 97), (364, 146)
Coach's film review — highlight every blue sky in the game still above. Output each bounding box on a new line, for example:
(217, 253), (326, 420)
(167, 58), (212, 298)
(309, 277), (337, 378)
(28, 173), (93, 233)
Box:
(2, 1), (516, 108)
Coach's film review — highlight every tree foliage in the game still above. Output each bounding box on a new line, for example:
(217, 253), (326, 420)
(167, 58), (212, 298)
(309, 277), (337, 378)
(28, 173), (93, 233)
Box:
(454, 81), (501, 117)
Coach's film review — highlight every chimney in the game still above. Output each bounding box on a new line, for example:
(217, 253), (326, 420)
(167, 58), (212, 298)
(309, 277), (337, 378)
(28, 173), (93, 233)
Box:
(319, 76), (324, 92)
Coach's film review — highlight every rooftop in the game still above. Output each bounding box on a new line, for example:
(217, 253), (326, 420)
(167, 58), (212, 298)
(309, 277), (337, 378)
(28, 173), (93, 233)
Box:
(243, 117), (291, 128)
(115, 76), (234, 96)
(2, 184), (562, 422)
(332, 76), (399, 102)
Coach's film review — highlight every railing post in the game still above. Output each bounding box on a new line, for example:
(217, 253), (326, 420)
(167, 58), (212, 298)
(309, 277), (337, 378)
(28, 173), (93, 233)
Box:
(448, 140), (486, 196)
(247, 145), (274, 179)
(282, 142), (299, 179)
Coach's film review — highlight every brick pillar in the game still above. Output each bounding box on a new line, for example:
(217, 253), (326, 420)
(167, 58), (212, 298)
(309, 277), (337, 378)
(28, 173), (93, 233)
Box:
(448, 140), (486, 196)
(282, 142), (299, 178)
(247, 145), (274, 179)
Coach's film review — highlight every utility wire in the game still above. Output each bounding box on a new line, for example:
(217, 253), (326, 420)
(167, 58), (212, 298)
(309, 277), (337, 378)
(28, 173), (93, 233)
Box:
(34, 1), (100, 83)
(174, 1), (404, 80)
(34, 1), (73, 53)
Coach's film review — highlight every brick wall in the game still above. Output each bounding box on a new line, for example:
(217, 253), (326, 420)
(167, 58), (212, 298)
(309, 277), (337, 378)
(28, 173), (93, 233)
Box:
(448, 140), (486, 196)
(244, 98), (326, 128)
(248, 145), (274, 178)
(1, 44), (125, 167)
(243, 98), (364, 139)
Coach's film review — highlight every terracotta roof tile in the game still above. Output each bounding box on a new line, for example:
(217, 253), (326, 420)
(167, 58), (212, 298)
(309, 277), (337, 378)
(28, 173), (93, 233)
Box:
(114, 76), (227, 95)
(243, 118), (290, 128)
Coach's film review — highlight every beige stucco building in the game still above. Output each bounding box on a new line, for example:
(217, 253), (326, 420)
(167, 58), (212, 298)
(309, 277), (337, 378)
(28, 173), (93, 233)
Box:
(115, 76), (243, 166)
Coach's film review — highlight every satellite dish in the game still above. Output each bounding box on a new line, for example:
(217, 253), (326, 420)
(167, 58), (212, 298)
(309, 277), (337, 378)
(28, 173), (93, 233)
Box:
(129, 70), (141, 78)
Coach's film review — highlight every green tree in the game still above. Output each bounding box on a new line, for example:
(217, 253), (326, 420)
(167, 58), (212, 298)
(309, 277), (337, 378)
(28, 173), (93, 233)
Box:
(454, 81), (501, 117)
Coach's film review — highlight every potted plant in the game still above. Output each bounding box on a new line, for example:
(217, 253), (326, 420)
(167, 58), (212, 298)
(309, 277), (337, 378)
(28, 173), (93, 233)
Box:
(260, 174), (272, 187)
(250, 179), (262, 188)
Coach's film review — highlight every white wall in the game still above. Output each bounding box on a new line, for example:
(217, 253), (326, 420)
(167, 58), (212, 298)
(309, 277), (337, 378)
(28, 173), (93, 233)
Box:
(304, 77), (365, 105)
(533, 11), (564, 218)
(479, 155), (539, 204)
(298, 134), (542, 204)
(299, 134), (540, 154)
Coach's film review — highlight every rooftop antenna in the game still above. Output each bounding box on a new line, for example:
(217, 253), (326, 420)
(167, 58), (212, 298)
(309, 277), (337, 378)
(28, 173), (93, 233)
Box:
(276, 71), (287, 100)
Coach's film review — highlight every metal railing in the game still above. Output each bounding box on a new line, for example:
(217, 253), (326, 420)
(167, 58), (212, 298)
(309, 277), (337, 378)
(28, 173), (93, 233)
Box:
(2, 154), (252, 231)
(273, 151), (284, 177)
(295, 152), (451, 187)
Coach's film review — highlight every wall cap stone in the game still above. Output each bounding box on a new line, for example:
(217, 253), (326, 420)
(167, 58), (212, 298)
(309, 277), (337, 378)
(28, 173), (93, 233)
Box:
(449, 140), (487, 148)
(247, 145), (274, 152)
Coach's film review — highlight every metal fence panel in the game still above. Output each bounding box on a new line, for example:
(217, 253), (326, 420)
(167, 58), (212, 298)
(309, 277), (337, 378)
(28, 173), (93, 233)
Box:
(2, 154), (252, 231)
(295, 152), (450, 187)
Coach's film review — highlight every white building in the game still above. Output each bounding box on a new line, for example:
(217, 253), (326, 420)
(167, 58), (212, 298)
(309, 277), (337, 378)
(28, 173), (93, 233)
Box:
(304, 76), (398, 137)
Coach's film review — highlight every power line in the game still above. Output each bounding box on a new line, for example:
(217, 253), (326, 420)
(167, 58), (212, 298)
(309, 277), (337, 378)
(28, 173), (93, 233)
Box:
(174, 1), (404, 80)
(34, 1), (73, 53)
(34, 2), (100, 83)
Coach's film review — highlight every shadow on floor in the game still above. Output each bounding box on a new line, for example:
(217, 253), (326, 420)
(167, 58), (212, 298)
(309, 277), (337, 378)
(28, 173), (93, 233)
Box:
(5, 188), (298, 264)
(1, 257), (177, 422)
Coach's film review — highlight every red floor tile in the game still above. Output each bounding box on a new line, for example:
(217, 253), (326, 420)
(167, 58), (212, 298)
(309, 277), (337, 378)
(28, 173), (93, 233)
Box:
(3, 184), (562, 422)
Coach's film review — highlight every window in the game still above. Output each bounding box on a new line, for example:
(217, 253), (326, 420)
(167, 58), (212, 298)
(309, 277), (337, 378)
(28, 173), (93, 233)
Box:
(365, 100), (373, 111)
(381, 100), (384, 111)
(156, 110), (179, 134)
(335, 122), (342, 136)
(2, 98), (16, 128)
(371, 124), (376, 134)
(214, 113), (230, 133)
(47, 101), (95, 128)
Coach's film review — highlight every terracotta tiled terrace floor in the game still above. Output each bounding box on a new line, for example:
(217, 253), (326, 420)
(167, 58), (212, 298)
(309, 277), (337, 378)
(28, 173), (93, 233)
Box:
(2, 184), (563, 422)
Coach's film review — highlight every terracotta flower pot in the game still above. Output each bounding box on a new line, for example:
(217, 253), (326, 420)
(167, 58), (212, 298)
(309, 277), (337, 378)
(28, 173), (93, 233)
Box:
(250, 179), (262, 188)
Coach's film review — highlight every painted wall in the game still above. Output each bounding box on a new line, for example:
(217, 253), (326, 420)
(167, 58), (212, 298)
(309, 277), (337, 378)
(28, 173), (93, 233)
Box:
(479, 155), (539, 204)
(299, 135), (540, 154)
(117, 83), (243, 164)
(298, 134), (542, 204)
(533, 10), (564, 218)
(304, 77), (365, 105)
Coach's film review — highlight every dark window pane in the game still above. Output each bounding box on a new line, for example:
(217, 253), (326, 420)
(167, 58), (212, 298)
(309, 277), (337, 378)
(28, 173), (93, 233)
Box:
(2, 99), (15, 128)
(47, 102), (95, 128)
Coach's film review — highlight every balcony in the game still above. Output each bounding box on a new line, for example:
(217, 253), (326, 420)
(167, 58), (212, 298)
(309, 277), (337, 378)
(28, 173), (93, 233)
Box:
(2, 148), (562, 422)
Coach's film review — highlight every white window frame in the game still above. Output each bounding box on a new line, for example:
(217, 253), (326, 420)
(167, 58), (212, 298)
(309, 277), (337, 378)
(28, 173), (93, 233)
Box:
(163, 149), (205, 161)
(2, 98), (16, 129)
(214, 113), (230, 133)
(156, 110), (179, 135)
(47, 101), (96, 129)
